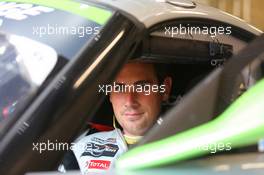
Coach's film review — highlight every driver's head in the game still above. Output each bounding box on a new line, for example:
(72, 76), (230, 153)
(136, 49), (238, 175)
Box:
(110, 62), (172, 137)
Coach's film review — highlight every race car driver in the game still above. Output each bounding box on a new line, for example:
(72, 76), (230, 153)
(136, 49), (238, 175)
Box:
(59, 61), (172, 174)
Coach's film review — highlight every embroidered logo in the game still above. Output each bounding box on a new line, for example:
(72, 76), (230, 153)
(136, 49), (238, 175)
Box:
(81, 142), (119, 157)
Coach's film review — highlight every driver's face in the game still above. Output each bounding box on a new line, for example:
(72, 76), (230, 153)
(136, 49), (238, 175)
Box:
(110, 62), (170, 137)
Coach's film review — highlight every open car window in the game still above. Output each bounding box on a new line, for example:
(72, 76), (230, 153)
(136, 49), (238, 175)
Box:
(116, 34), (264, 172)
(129, 18), (258, 145)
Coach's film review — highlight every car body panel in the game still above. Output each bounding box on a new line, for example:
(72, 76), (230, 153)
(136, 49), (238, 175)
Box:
(117, 152), (264, 175)
(24, 152), (264, 175)
(95, 0), (262, 35)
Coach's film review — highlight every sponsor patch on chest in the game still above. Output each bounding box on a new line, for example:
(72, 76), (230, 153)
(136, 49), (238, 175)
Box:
(86, 160), (111, 170)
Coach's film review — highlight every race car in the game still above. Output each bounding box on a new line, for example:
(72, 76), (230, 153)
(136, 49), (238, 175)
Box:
(0, 0), (263, 175)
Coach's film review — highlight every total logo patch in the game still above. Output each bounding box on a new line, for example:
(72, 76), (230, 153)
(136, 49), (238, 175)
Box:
(87, 160), (111, 170)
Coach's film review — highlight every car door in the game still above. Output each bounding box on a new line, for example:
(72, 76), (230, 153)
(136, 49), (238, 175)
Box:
(116, 33), (264, 175)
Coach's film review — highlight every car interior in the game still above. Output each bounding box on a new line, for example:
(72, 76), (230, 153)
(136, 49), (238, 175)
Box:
(87, 18), (251, 134)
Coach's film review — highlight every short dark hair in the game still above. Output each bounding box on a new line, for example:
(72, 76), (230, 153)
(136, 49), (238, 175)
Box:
(127, 60), (169, 84)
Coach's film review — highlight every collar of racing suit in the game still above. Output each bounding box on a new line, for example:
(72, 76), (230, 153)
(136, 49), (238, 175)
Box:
(123, 134), (143, 145)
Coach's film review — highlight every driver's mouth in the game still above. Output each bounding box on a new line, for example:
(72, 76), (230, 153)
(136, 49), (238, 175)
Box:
(124, 112), (144, 120)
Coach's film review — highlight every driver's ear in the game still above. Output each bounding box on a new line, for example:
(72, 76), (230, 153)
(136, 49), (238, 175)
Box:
(161, 76), (172, 101)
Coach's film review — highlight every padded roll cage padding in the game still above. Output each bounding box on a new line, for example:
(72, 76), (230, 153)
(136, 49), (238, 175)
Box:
(138, 34), (264, 146)
(133, 36), (233, 64)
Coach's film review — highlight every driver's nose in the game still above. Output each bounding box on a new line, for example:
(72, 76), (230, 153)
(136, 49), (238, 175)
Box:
(124, 91), (139, 108)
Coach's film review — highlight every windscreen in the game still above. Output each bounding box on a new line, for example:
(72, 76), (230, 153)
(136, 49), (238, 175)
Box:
(0, 1), (113, 59)
(0, 0), (114, 129)
(0, 33), (58, 127)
